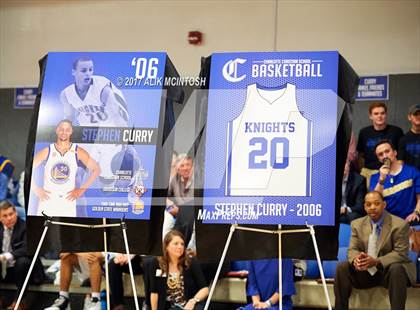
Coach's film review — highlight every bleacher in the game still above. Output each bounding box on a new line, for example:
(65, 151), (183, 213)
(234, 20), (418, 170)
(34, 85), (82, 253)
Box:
(1, 224), (419, 309)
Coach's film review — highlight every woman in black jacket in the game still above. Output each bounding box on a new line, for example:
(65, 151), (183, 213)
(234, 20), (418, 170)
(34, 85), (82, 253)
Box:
(150, 230), (209, 310)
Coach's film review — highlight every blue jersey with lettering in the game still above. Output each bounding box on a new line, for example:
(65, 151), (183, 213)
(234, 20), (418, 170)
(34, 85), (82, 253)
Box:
(370, 164), (420, 219)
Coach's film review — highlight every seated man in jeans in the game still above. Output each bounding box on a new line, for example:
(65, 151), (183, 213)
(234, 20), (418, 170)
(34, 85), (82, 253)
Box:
(45, 252), (103, 310)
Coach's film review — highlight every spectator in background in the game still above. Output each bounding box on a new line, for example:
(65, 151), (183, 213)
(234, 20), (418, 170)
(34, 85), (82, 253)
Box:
(334, 191), (416, 310)
(0, 156), (25, 220)
(357, 102), (403, 187)
(340, 161), (367, 223)
(170, 151), (179, 179)
(150, 230), (208, 310)
(44, 252), (104, 310)
(371, 140), (420, 223)
(398, 104), (420, 170)
(162, 152), (180, 243)
(238, 259), (295, 310)
(0, 201), (45, 310)
(164, 154), (196, 253)
(108, 254), (144, 310)
(0, 155), (14, 202)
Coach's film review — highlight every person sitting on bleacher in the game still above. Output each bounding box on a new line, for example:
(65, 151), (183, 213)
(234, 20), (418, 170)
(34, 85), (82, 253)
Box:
(334, 191), (416, 310)
(44, 252), (103, 310)
(0, 200), (45, 310)
(340, 161), (367, 223)
(356, 102), (404, 188)
(398, 104), (420, 170)
(150, 230), (208, 310)
(238, 259), (295, 310)
(108, 253), (145, 310)
(370, 139), (420, 223)
(0, 155), (14, 203)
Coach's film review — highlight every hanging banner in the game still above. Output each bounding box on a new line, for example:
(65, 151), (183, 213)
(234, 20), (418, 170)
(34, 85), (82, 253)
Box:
(202, 51), (339, 225)
(27, 52), (166, 219)
(356, 75), (388, 101)
(14, 87), (37, 109)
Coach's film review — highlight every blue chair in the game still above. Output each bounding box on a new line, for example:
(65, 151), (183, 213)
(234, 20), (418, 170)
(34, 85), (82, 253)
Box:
(305, 260), (320, 279)
(339, 223), (351, 247)
(231, 260), (251, 271)
(322, 247), (348, 278)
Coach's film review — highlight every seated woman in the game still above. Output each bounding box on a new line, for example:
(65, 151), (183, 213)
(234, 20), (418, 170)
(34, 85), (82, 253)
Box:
(239, 259), (296, 310)
(150, 230), (209, 310)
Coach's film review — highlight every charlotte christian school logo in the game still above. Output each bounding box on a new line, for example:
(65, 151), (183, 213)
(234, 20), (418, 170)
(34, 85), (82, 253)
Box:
(222, 58), (247, 82)
(50, 162), (71, 184)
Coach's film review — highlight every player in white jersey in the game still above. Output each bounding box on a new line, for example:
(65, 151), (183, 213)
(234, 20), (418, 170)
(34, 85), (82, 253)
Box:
(227, 83), (312, 196)
(60, 57), (128, 127)
(32, 120), (100, 217)
(60, 57), (142, 189)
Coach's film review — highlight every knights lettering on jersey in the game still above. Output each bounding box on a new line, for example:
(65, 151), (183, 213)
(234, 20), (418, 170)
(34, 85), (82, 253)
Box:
(226, 83), (312, 196)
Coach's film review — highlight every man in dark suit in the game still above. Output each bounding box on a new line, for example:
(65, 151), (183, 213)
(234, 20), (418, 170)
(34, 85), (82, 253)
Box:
(340, 161), (367, 223)
(334, 191), (416, 310)
(0, 200), (44, 310)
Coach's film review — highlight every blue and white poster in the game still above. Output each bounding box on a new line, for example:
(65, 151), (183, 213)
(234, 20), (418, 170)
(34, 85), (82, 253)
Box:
(356, 75), (388, 101)
(28, 52), (166, 219)
(202, 51), (339, 225)
(14, 87), (37, 109)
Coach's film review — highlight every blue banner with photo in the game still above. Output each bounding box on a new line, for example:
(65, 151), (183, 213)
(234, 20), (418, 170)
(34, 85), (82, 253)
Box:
(202, 51), (339, 225)
(28, 52), (166, 219)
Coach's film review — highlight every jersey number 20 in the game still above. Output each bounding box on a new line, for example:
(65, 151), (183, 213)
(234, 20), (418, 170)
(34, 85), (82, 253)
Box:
(249, 137), (289, 169)
(86, 110), (108, 123)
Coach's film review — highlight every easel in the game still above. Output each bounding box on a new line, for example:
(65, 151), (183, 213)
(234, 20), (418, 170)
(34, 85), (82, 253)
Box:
(204, 223), (332, 310)
(14, 213), (141, 310)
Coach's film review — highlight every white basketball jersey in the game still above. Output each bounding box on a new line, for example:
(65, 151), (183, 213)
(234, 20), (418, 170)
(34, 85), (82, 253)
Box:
(38, 143), (79, 217)
(227, 83), (312, 196)
(43, 143), (78, 194)
(62, 75), (126, 126)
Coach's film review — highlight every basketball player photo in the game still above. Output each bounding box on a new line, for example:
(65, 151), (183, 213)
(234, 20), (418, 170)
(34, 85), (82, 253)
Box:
(60, 56), (142, 188)
(29, 52), (167, 219)
(31, 120), (100, 217)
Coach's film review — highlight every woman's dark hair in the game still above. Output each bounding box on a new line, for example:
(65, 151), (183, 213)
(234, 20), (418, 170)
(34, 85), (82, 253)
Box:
(158, 230), (191, 274)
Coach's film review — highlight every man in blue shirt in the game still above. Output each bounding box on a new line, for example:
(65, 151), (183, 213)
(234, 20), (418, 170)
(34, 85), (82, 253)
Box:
(370, 140), (420, 223)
